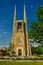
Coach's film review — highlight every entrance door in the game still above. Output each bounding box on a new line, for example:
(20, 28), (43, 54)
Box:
(18, 49), (22, 56)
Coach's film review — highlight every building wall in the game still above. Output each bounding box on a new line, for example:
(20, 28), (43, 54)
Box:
(13, 21), (26, 56)
(12, 20), (30, 57)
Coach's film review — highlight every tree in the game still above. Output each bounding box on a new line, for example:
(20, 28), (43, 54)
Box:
(29, 6), (43, 45)
(31, 46), (43, 55)
(7, 42), (16, 55)
(36, 6), (43, 22)
(7, 42), (12, 52)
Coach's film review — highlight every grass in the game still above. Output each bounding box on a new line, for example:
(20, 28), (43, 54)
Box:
(0, 61), (43, 65)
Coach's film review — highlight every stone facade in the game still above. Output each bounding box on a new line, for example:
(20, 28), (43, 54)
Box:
(12, 5), (31, 57)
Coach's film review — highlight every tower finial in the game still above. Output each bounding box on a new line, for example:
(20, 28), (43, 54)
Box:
(24, 4), (27, 22)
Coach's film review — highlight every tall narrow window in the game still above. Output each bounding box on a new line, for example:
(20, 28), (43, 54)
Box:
(18, 22), (22, 29)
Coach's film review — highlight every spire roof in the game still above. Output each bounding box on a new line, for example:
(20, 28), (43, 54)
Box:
(24, 4), (27, 22)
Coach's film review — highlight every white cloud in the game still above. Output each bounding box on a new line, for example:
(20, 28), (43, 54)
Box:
(4, 32), (8, 34)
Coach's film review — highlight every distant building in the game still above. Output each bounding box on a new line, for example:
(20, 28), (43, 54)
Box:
(0, 47), (6, 56)
(12, 5), (31, 57)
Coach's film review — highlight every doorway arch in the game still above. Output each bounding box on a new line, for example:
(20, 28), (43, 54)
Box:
(18, 49), (22, 56)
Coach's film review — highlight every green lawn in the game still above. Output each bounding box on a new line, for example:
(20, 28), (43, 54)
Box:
(0, 61), (43, 65)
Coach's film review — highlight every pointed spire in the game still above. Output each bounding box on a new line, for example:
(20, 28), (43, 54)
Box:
(13, 5), (16, 34)
(14, 5), (16, 22)
(24, 4), (27, 22)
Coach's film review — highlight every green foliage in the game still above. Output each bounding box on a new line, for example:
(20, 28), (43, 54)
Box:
(39, 46), (43, 54)
(7, 42), (14, 54)
(7, 42), (12, 52)
(29, 6), (43, 45)
(36, 6), (43, 21)
(0, 61), (43, 65)
(32, 46), (43, 55)
(7, 42), (16, 55)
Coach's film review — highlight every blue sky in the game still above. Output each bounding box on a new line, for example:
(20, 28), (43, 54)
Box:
(0, 0), (43, 47)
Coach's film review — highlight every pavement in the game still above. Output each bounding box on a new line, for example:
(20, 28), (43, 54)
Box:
(0, 60), (43, 62)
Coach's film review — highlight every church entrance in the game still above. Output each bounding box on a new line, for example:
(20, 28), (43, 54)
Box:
(18, 49), (22, 56)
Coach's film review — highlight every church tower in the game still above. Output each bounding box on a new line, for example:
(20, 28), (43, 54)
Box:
(12, 5), (30, 57)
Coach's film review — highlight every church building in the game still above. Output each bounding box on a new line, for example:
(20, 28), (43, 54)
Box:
(12, 5), (31, 57)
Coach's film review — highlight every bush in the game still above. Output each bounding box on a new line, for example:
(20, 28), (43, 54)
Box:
(16, 58), (22, 60)
(11, 58), (16, 60)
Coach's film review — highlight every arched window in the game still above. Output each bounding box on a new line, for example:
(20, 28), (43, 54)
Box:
(17, 22), (22, 29)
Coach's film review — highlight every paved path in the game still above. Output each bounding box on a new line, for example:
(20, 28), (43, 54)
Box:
(0, 60), (43, 62)
(15, 60), (43, 62)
